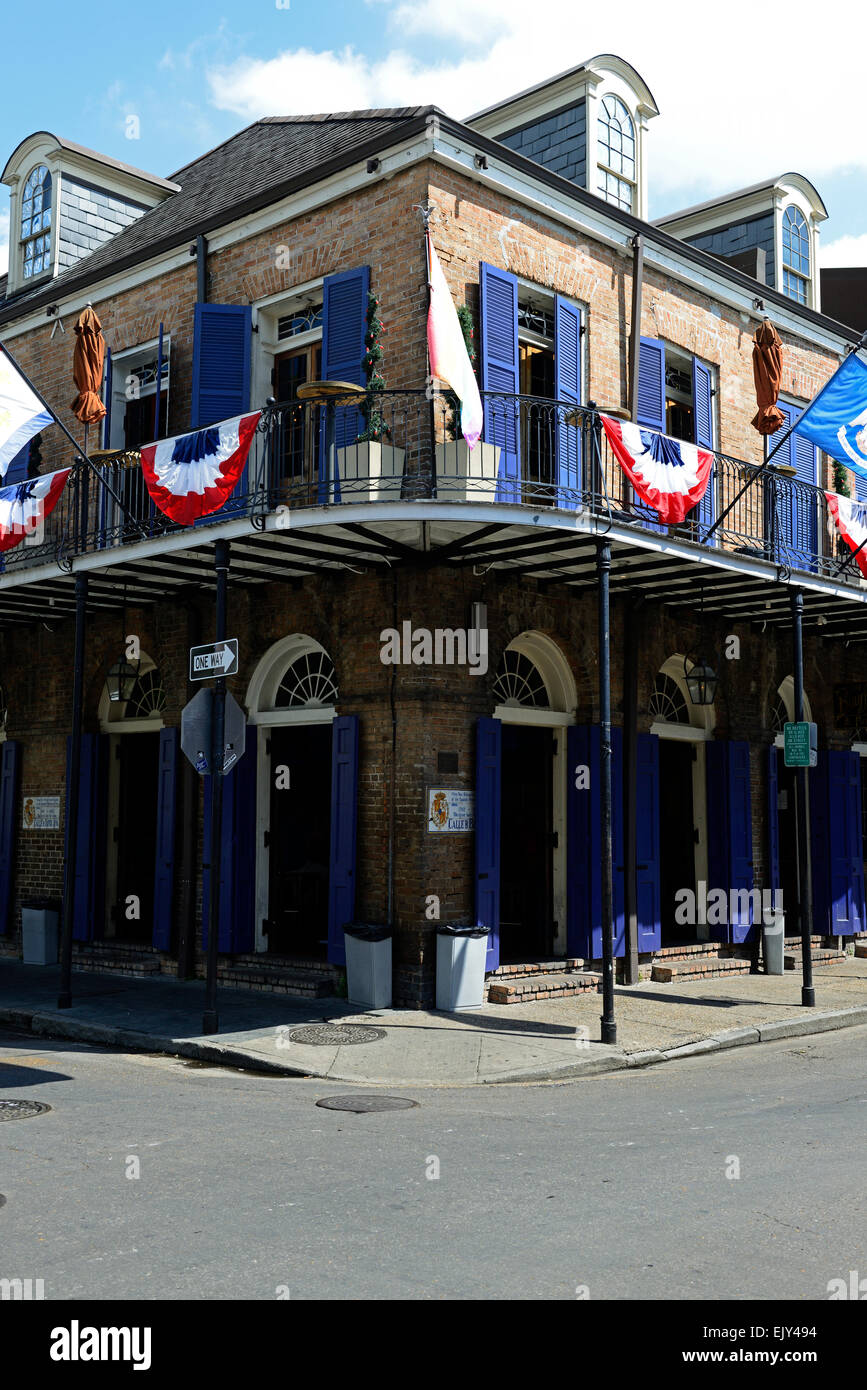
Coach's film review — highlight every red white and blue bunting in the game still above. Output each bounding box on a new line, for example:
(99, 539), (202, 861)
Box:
(826, 491), (867, 578)
(140, 412), (261, 524)
(601, 414), (714, 525)
(0, 468), (71, 552)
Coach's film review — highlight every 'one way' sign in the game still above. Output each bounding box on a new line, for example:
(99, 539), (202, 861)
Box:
(189, 638), (239, 681)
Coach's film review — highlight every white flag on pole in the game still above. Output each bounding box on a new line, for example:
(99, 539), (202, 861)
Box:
(0, 345), (53, 478)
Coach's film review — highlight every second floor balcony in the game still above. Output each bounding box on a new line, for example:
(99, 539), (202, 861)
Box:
(1, 389), (862, 591)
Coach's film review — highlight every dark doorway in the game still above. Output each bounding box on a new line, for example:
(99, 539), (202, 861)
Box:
(267, 724), (331, 959)
(499, 724), (553, 961)
(778, 760), (799, 928)
(659, 740), (696, 941)
(273, 343), (323, 494)
(113, 731), (160, 943)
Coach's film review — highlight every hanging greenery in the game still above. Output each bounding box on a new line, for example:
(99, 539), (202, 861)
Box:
(358, 291), (392, 443)
(833, 460), (851, 498)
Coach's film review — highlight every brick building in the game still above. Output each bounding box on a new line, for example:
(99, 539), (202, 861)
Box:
(1, 55), (866, 1010)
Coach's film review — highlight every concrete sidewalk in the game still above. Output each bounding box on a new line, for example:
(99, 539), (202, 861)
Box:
(1, 957), (867, 1086)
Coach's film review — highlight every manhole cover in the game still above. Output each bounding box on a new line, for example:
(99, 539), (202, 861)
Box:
(316, 1095), (418, 1113)
(287, 1024), (386, 1047)
(0, 1099), (51, 1122)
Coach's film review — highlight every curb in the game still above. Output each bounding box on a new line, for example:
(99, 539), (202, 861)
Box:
(1, 1003), (866, 1087)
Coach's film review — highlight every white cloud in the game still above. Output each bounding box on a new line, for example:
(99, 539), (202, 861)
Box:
(207, 0), (867, 207)
(0, 210), (9, 277)
(820, 234), (867, 268)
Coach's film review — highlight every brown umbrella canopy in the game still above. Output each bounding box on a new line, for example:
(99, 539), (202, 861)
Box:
(751, 318), (785, 435)
(71, 306), (107, 426)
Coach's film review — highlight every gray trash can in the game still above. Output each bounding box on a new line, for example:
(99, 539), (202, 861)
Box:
(763, 909), (785, 975)
(343, 923), (392, 1009)
(21, 897), (61, 966)
(436, 923), (489, 1011)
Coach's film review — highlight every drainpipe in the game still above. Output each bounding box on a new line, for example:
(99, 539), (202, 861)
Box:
(196, 234), (208, 304)
(791, 589), (815, 1007)
(597, 539), (617, 1044)
(622, 595), (645, 986)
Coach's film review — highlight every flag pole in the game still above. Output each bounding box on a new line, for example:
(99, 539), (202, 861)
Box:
(0, 338), (148, 539)
(703, 343), (867, 546)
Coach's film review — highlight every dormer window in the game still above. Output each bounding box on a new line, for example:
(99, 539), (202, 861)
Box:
(597, 94), (635, 212)
(20, 165), (52, 279)
(782, 205), (810, 305)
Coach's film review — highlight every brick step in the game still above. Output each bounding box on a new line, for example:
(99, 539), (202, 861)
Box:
(487, 971), (601, 1004)
(785, 949), (848, 969)
(784, 936), (827, 948)
(654, 942), (729, 960)
(216, 963), (335, 997)
(72, 953), (161, 977)
(855, 943), (867, 959)
(652, 956), (753, 983)
(489, 958), (584, 978)
(230, 952), (336, 976)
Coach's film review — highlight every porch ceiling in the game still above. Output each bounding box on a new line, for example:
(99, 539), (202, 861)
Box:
(1, 505), (867, 642)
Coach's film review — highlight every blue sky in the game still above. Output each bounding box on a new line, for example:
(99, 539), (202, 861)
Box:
(2, 0), (866, 272)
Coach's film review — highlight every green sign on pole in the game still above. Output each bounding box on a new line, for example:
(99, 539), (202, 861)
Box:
(784, 721), (817, 768)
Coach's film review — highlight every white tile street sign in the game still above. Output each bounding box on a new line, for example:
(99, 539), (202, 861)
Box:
(189, 638), (239, 681)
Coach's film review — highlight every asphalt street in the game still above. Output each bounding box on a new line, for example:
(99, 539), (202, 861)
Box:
(1, 1025), (865, 1300)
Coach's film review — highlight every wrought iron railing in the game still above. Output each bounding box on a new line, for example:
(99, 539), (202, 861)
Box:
(0, 391), (859, 586)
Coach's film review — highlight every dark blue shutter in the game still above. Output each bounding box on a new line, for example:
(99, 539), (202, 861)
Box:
(475, 717), (502, 971)
(480, 262), (521, 501)
(64, 734), (108, 942)
(692, 357), (716, 545)
(320, 266), (370, 502)
(636, 338), (666, 431)
(202, 723), (258, 954)
(635, 732), (661, 952)
(770, 401), (817, 572)
(706, 741), (755, 944)
(191, 303), (252, 522)
(767, 743), (780, 894)
(0, 741), (21, 936)
(567, 725), (625, 959)
(4, 444), (30, 485)
(810, 752), (830, 934)
(554, 296), (582, 509)
(152, 728), (178, 951)
(825, 750), (865, 935)
(102, 347), (113, 449)
(327, 715), (359, 965)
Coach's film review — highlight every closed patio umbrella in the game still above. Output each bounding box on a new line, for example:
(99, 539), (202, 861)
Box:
(71, 304), (106, 452)
(751, 318), (785, 435)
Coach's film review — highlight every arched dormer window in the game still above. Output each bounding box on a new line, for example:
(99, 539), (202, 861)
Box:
(20, 164), (52, 279)
(597, 95), (635, 212)
(782, 206), (810, 305)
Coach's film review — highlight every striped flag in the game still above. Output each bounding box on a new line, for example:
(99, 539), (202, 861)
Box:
(0, 346), (53, 478)
(0, 468), (71, 551)
(826, 491), (867, 577)
(426, 235), (482, 450)
(601, 414), (714, 525)
(140, 412), (261, 524)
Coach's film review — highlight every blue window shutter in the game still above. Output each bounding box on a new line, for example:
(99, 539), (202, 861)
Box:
(475, 716), (502, 971)
(0, 741), (21, 936)
(770, 401), (817, 572)
(64, 734), (108, 942)
(825, 750), (865, 934)
(635, 732), (661, 952)
(231, 724), (257, 954)
(320, 267), (370, 500)
(554, 296), (582, 509)
(636, 337), (666, 431)
(102, 347), (113, 449)
(327, 715), (359, 966)
(191, 303), (252, 428)
(4, 444), (30, 485)
(810, 752), (831, 934)
(152, 728), (178, 951)
(479, 261), (521, 501)
(767, 744), (780, 894)
(706, 741), (755, 944)
(692, 357), (716, 545)
(566, 725), (625, 959)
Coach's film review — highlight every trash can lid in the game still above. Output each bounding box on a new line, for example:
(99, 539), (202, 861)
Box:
(343, 922), (392, 942)
(436, 922), (489, 937)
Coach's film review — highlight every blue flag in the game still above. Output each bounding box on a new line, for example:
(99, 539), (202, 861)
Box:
(794, 352), (867, 477)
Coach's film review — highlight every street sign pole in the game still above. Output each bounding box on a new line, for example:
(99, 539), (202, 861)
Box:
(791, 590), (815, 1008)
(203, 539), (230, 1034)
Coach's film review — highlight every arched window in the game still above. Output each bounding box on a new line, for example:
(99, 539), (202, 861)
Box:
(770, 693), (788, 737)
(649, 672), (689, 725)
(20, 165), (52, 279)
(123, 668), (167, 720)
(597, 95), (636, 212)
(782, 206), (810, 305)
(274, 648), (338, 708)
(492, 649), (549, 708)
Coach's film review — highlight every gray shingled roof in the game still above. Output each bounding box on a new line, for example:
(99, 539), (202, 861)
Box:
(0, 109), (433, 324)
